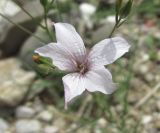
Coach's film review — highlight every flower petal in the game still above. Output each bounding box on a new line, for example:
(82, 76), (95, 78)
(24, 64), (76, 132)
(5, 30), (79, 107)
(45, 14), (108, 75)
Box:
(85, 68), (117, 94)
(54, 23), (86, 62)
(88, 37), (130, 66)
(35, 43), (77, 71)
(62, 73), (86, 109)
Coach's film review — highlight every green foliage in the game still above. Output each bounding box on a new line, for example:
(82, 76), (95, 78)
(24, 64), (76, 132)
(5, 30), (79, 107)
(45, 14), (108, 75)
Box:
(137, 0), (160, 15)
(120, 0), (133, 18)
(40, 0), (48, 7)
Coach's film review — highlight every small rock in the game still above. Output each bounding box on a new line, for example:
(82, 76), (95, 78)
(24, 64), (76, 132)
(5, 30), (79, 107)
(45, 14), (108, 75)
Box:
(0, 118), (9, 133)
(145, 73), (154, 82)
(33, 98), (44, 113)
(142, 115), (152, 124)
(154, 120), (160, 129)
(97, 118), (107, 128)
(139, 65), (149, 74)
(94, 127), (101, 133)
(105, 15), (115, 24)
(44, 126), (59, 133)
(0, 0), (44, 57)
(15, 119), (42, 133)
(37, 111), (53, 122)
(16, 106), (36, 118)
(0, 58), (36, 106)
(53, 118), (66, 129)
(79, 3), (96, 16)
(79, 3), (96, 29)
(0, 0), (20, 18)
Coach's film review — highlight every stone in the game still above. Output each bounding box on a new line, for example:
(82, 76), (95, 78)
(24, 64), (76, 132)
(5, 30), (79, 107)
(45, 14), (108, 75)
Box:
(0, 0), (44, 57)
(0, 58), (36, 106)
(44, 126), (59, 133)
(32, 98), (44, 113)
(79, 3), (96, 29)
(142, 115), (152, 124)
(0, 0), (20, 18)
(16, 106), (36, 118)
(37, 110), (53, 122)
(97, 118), (107, 128)
(145, 73), (154, 82)
(139, 64), (150, 74)
(79, 3), (96, 16)
(15, 119), (42, 133)
(0, 118), (9, 133)
(19, 25), (51, 70)
(53, 118), (66, 129)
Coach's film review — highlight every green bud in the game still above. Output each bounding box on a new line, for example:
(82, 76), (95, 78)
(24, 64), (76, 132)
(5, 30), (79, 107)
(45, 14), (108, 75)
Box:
(116, 0), (123, 13)
(33, 54), (52, 65)
(120, 0), (133, 18)
(40, 0), (48, 7)
(37, 64), (53, 75)
(115, 0), (123, 23)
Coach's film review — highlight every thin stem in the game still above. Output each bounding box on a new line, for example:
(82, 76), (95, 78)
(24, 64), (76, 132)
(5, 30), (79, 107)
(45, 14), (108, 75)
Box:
(0, 12), (46, 43)
(43, 7), (54, 41)
(14, 0), (46, 29)
(108, 16), (123, 38)
(109, 23), (118, 38)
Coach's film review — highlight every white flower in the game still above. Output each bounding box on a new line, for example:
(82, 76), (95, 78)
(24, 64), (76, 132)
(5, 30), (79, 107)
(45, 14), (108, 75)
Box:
(35, 22), (130, 109)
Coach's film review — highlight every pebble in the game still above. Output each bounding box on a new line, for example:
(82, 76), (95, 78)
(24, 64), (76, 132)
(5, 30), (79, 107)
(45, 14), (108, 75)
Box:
(37, 111), (53, 122)
(44, 126), (59, 133)
(142, 115), (152, 124)
(16, 106), (36, 118)
(15, 119), (42, 133)
(145, 73), (154, 82)
(139, 65), (149, 74)
(97, 118), (107, 128)
(79, 3), (96, 16)
(0, 118), (9, 133)
(53, 118), (66, 129)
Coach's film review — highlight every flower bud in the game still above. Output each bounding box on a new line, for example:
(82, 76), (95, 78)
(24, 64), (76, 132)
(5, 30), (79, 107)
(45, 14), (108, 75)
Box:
(32, 54), (41, 63)
(120, 0), (133, 18)
(32, 54), (53, 67)
(116, 0), (123, 13)
(115, 0), (123, 22)
(40, 0), (48, 7)
(37, 64), (53, 75)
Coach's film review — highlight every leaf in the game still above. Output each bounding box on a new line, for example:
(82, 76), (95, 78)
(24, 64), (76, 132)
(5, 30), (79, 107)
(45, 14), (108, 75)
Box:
(115, 0), (123, 23)
(27, 80), (53, 99)
(120, 0), (133, 18)
(116, 0), (123, 13)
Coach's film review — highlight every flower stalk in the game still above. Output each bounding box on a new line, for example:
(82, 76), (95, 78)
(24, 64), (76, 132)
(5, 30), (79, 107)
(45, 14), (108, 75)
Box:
(109, 0), (133, 37)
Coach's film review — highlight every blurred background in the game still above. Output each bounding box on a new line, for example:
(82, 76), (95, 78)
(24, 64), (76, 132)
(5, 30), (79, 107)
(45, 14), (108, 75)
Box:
(0, 0), (159, 133)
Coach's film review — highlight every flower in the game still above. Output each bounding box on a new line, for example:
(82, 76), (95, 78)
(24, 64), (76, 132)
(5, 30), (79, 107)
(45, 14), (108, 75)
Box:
(35, 22), (130, 109)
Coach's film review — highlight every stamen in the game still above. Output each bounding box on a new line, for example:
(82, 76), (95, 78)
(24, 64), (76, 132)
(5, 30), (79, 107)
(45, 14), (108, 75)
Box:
(77, 63), (88, 74)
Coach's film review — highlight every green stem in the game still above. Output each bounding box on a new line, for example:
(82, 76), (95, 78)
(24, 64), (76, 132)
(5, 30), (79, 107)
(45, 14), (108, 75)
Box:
(109, 23), (118, 38)
(108, 16), (123, 38)
(0, 12), (46, 43)
(43, 7), (54, 41)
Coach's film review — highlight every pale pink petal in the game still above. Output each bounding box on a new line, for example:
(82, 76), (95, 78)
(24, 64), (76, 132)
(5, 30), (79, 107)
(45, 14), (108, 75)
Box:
(85, 68), (117, 94)
(88, 37), (130, 67)
(35, 43), (77, 72)
(54, 23), (86, 62)
(62, 73), (86, 109)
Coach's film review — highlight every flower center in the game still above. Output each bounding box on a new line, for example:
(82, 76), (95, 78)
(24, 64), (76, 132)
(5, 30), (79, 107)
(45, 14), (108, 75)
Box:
(77, 63), (88, 74)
